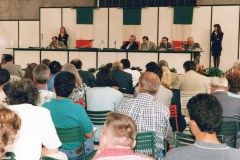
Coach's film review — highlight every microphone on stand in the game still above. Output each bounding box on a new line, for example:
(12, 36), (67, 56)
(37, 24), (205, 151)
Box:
(99, 40), (104, 48)
(114, 41), (116, 49)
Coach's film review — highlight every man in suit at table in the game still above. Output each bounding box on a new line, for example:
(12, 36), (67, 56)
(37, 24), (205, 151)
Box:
(140, 36), (157, 50)
(211, 77), (240, 148)
(111, 61), (133, 94)
(157, 37), (173, 50)
(181, 37), (202, 65)
(121, 35), (139, 50)
(47, 36), (67, 49)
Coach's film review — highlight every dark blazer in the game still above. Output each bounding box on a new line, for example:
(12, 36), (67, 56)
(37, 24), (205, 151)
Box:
(183, 43), (202, 51)
(157, 42), (173, 50)
(58, 33), (69, 48)
(77, 70), (95, 88)
(121, 41), (138, 50)
(112, 69), (133, 94)
(211, 31), (224, 50)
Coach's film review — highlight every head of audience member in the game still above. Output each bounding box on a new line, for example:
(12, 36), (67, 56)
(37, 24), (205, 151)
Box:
(60, 26), (66, 34)
(52, 36), (58, 44)
(111, 61), (123, 71)
(158, 60), (169, 68)
(183, 61), (196, 72)
(139, 72), (160, 96)
(142, 36), (149, 44)
(146, 61), (158, 72)
(95, 67), (117, 87)
(99, 112), (137, 151)
(61, 63), (82, 88)
(187, 94), (222, 142)
(161, 66), (172, 89)
(7, 79), (39, 106)
(4, 55), (13, 64)
(54, 72), (76, 98)
(145, 63), (163, 80)
(210, 77), (228, 94)
(0, 105), (21, 158)
(0, 69), (10, 89)
(120, 59), (131, 69)
(41, 59), (51, 67)
(233, 60), (240, 73)
(105, 63), (113, 71)
(22, 63), (37, 82)
(214, 24), (222, 33)
(162, 37), (168, 45)
(70, 59), (82, 70)
(33, 64), (50, 86)
(226, 73), (240, 92)
(187, 37), (194, 46)
(49, 61), (61, 75)
(129, 35), (136, 43)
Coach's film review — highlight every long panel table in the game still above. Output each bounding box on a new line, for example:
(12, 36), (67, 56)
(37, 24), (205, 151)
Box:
(7, 48), (203, 74)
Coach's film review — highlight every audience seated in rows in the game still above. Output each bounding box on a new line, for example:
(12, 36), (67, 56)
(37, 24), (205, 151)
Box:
(61, 63), (89, 102)
(120, 59), (140, 87)
(179, 61), (208, 93)
(165, 94), (240, 160)
(71, 59), (96, 88)
(0, 69), (10, 106)
(42, 72), (94, 160)
(211, 77), (240, 148)
(158, 60), (180, 89)
(2, 54), (24, 78)
(41, 59), (51, 67)
(22, 63), (37, 82)
(93, 112), (153, 160)
(33, 64), (56, 106)
(87, 67), (122, 142)
(226, 73), (240, 98)
(6, 79), (62, 160)
(0, 106), (21, 159)
(46, 61), (61, 91)
(117, 72), (169, 160)
(232, 60), (240, 73)
(111, 61), (133, 94)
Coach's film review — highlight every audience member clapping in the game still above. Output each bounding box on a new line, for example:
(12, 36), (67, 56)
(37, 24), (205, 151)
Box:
(22, 63), (37, 82)
(46, 61), (61, 91)
(0, 69), (10, 106)
(226, 73), (240, 98)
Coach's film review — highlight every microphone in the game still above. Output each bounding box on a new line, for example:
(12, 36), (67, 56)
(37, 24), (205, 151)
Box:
(99, 40), (104, 48)
(114, 41), (116, 48)
(89, 39), (94, 42)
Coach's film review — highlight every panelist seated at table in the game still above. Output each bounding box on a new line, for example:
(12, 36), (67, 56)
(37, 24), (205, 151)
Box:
(47, 36), (67, 49)
(157, 37), (173, 50)
(120, 35), (138, 50)
(140, 36), (157, 50)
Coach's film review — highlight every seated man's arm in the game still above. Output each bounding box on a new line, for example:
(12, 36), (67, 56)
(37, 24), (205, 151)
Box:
(41, 147), (58, 158)
(80, 109), (94, 138)
(85, 130), (94, 138)
(152, 42), (157, 50)
(168, 42), (173, 49)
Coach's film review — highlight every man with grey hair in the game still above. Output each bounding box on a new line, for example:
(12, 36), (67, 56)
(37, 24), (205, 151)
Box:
(117, 72), (170, 159)
(232, 60), (240, 73)
(33, 64), (56, 106)
(111, 61), (133, 94)
(121, 35), (139, 50)
(211, 77), (240, 148)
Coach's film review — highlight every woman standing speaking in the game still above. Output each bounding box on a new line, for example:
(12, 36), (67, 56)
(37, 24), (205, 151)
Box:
(211, 24), (224, 68)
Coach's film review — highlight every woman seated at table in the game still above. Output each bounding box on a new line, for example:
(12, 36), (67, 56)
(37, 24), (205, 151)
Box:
(58, 27), (69, 48)
(226, 72), (240, 99)
(86, 67), (122, 142)
(61, 63), (89, 103)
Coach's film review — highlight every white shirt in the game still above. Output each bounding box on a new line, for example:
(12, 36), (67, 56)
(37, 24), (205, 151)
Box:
(7, 104), (62, 160)
(123, 69), (141, 87)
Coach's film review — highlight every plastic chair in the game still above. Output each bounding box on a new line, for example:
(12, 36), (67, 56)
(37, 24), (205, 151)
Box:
(169, 105), (179, 132)
(2, 152), (16, 160)
(74, 100), (85, 109)
(217, 121), (239, 148)
(55, 126), (97, 160)
(133, 132), (156, 159)
(86, 110), (111, 125)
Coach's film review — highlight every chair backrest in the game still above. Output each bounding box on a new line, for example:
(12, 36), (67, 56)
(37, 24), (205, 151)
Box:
(217, 121), (239, 148)
(74, 100), (85, 108)
(180, 91), (203, 108)
(133, 132), (156, 159)
(86, 110), (111, 125)
(174, 132), (225, 148)
(169, 105), (179, 132)
(2, 152), (16, 160)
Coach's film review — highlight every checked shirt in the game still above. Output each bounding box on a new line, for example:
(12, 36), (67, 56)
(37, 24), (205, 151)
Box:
(117, 92), (169, 155)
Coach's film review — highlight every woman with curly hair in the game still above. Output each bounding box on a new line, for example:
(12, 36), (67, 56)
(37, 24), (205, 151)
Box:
(226, 73), (240, 99)
(0, 105), (21, 159)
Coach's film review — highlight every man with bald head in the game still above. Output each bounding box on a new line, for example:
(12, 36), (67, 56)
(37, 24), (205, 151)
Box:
(70, 59), (95, 88)
(232, 60), (240, 73)
(181, 37), (202, 65)
(111, 61), (133, 94)
(117, 72), (170, 159)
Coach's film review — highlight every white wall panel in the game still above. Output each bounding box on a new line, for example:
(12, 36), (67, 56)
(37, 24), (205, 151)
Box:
(41, 51), (67, 65)
(69, 52), (97, 70)
(40, 8), (61, 48)
(63, 8), (76, 49)
(19, 21), (39, 48)
(141, 7), (158, 44)
(98, 52), (126, 67)
(109, 8), (123, 49)
(15, 51), (40, 69)
(192, 6), (211, 68)
(212, 6), (239, 72)
(158, 7), (174, 44)
(0, 21), (18, 59)
(92, 8), (108, 48)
